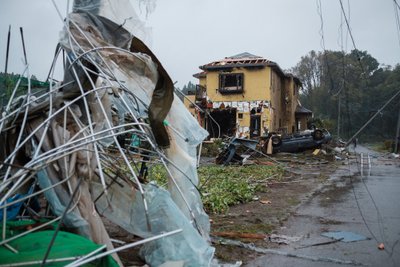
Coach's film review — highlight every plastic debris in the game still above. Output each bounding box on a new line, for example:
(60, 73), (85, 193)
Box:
(268, 234), (303, 245)
(259, 199), (272, 205)
(313, 149), (321, 155)
(0, 0), (214, 265)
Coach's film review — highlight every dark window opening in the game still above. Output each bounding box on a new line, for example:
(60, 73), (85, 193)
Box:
(219, 73), (244, 94)
(207, 108), (237, 138)
(250, 115), (261, 138)
(238, 113), (243, 119)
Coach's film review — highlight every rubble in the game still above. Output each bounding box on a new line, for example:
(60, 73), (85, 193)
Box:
(0, 0), (214, 265)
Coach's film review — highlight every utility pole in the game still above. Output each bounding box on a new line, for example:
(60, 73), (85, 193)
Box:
(395, 104), (400, 154)
(2, 25), (11, 111)
(4, 25), (11, 74)
(337, 95), (341, 138)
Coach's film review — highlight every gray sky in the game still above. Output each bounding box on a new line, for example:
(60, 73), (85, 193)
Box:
(1, 0), (399, 87)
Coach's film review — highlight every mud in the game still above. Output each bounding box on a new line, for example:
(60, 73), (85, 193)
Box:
(210, 152), (342, 265)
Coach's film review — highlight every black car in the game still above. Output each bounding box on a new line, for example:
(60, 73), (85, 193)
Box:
(269, 128), (332, 153)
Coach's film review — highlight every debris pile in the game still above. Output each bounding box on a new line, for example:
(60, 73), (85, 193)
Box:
(0, 0), (214, 265)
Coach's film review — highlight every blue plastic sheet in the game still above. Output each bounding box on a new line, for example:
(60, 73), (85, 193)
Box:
(321, 231), (369, 242)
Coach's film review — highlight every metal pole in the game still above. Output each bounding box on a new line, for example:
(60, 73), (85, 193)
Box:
(19, 27), (28, 65)
(345, 89), (400, 147)
(360, 153), (363, 177)
(65, 229), (183, 267)
(394, 104), (400, 154)
(4, 25), (11, 74)
(337, 95), (341, 138)
(41, 178), (82, 266)
(2, 25), (11, 110)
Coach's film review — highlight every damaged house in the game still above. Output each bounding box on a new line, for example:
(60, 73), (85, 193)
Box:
(188, 52), (312, 138)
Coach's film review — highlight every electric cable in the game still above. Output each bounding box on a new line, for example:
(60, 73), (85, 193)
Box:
(393, 0), (400, 50)
(338, 0), (367, 80)
(355, 152), (386, 245)
(316, 0), (335, 94)
(347, 151), (394, 260)
(394, 0), (400, 10)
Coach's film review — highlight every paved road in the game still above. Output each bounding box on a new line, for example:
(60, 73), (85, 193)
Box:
(245, 146), (400, 267)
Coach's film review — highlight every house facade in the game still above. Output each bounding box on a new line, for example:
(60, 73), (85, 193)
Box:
(188, 52), (311, 138)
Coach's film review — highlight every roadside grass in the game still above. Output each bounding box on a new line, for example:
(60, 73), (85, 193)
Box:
(148, 164), (284, 214)
(368, 141), (393, 153)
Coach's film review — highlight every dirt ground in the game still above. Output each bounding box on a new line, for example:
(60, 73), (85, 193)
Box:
(104, 151), (344, 266)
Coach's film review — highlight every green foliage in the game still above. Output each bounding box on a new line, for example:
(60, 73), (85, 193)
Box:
(368, 141), (393, 153)
(198, 165), (284, 213)
(147, 164), (168, 187)
(0, 72), (49, 108)
(201, 139), (223, 157)
(147, 163), (284, 214)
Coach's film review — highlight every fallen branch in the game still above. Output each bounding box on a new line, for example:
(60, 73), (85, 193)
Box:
(212, 232), (268, 240)
(267, 179), (304, 185)
(295, 237), (344, 249)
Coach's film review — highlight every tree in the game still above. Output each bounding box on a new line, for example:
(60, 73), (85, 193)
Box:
(181, 81), (196, 95)
(291, 50), (399, 141)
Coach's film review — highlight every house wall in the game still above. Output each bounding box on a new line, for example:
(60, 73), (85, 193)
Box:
(270, 70), (283, 132)
(205, 68), (270, 102)
(283, 77), (300, 133)
(204, 67), (273, 137)
(297, 115), (309, 131)
(183, 94), (196, 117)
(199, 76), (206, 87)
(194, 64), (301, 137)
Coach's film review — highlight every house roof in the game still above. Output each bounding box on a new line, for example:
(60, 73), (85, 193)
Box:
(193, 71), (206, 79)
(295, 105), (313, 114)
(200, 52), (272, 71)
(197, 52), (302, 85)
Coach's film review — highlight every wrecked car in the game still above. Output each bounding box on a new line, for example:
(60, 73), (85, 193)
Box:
(268, 128), (332, 153)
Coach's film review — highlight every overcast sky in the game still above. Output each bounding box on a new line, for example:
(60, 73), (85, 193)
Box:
(1, 0), (399, 87)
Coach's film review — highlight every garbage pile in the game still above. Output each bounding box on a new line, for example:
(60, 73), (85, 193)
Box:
(0, 0), (214, 266)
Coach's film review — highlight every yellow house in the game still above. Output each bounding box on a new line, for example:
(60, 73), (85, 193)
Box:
(189, 52), (311, 138)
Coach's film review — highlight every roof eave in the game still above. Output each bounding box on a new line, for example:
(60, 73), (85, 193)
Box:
(200, 63), (267, 71)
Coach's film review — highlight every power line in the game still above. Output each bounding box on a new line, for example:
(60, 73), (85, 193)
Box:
(338, 0), (367, 78)
(394, 0), (400, 10)
(349, 153), (396, 259)
(393, 0), (400, 50)
(316, 0), (335, 94)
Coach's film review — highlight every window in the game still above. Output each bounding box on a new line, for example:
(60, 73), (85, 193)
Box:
(219, 73), (244, 94)
(238, 113), (243, 119)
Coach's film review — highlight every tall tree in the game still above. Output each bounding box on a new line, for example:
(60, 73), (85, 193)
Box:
(291, 50), (399, 141)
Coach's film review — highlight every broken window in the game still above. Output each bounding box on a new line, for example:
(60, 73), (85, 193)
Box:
(219, 73), (244, 94)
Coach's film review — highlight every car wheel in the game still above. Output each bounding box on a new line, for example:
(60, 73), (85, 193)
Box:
(313, 129), (324, 141)
(271, 135), (282, 147)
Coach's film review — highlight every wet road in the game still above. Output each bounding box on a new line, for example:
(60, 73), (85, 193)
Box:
(245, 146), (400, 267)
